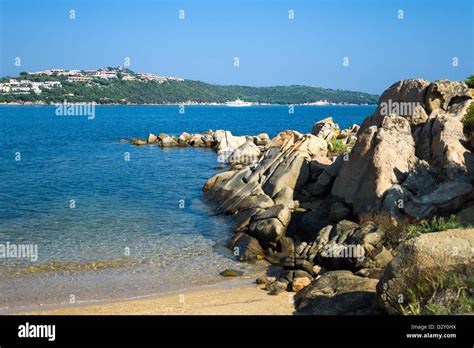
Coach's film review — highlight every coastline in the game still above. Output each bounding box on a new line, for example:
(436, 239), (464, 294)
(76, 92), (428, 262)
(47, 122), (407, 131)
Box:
(12, 278), (295, 315)
(0, 102), (376, 107)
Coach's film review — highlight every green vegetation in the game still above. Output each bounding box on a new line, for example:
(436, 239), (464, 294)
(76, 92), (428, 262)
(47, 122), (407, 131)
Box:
(462, 102), (474, 134)
(465, 75), (474, 88)
(329, 139), (349, 154)
(359, 213), (412, 248)
(407, 215), (465, 238)
(0, 74), (379, 105)
(359, 213), (469, 247)
(400, 272), (474, 315)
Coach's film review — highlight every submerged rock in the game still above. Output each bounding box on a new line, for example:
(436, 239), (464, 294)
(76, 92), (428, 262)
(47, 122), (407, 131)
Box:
(130, 138), (147, 146)
(220, 269), (244, 277)
(228, 232), (264, 262)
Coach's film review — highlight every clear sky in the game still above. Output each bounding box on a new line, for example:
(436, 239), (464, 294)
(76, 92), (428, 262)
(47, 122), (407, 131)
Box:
(0, 0), (472, 93)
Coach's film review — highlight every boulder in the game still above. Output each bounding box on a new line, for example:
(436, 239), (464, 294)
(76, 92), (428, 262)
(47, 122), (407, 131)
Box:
(332, 115), (417, 215)
(220, 269), (244, 277)
(201, 134), (214, 147)
(252, 204), (291, 226)
(224, 194), (274, 215)
(308, 155), (344, 196)
(189, 134), (204, 147)
(202, 170), (237, 194)
(255, 133), (270, 146)
(361, 79), (430, 129)
(295, 270), (379, 315)
(179, 132), (192, 142)
(233, 208), (263, 232)
(291, 277), (311, 292)
(267, 281), (288, 295)
(376, 229), (474, 314)
(311, 117), (340, 141)
(425, 80), (472, 115)
(229, 141), (261, 166)
(248, 217), (286, 245)
(228, 232), (264, 262)
(422, 114), (472, 178)
(214, 130), (247, 151)
(147, 133), (158, 144)
(159, 135), (179, 147)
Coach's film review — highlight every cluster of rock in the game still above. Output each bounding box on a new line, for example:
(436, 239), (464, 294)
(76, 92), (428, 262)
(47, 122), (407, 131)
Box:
(203, 79), (474, 314)
(123, 130), (272, 169)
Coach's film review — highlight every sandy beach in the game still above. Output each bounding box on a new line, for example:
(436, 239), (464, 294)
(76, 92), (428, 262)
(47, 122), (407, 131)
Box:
(14, 281), (296, 315)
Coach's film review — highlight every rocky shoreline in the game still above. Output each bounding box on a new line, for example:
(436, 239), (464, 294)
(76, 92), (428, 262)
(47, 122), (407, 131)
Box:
(124, 79), (474, 315)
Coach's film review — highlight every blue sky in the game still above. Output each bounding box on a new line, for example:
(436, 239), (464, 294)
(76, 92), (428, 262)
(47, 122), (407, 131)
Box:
(0, 0), (472, 93)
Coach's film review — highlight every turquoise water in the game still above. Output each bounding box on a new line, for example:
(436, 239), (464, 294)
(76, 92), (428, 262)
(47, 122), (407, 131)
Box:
(0, 105), (375, 311)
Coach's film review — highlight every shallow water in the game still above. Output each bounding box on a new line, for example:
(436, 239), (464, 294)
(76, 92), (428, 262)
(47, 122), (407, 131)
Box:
(0, 105), (375, 311)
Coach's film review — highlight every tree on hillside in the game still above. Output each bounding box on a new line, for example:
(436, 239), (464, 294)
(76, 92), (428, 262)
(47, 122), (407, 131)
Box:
(466, 75), (474, 88)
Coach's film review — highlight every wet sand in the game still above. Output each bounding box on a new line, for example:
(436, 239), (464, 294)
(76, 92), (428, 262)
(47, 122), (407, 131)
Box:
(14, 281), (296, 315)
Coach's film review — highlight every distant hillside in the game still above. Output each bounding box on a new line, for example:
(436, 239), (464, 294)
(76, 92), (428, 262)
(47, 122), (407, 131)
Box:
(0, 70), (379, 105)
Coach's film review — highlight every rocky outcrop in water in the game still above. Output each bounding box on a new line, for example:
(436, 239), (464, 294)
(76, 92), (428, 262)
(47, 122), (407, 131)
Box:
(124, 78), (473, 314)
(125, 130), (270, 151)
(202, 79), (474, 314)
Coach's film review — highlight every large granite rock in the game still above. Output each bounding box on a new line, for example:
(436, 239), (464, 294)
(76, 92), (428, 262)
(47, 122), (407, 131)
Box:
(228, 232), (264, 262)
(376, 229), (474, 314)
(214, 130), (247, 151)
(203, 131), (328, 248)
(332, 115), (417, 215)
(332, 79), (473, 220)
(361, 79), (430, 129)
(425, 80), (472, 115)
(228, 141), (262, 166)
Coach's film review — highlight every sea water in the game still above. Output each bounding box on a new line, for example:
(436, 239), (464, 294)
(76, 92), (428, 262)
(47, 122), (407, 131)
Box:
(0, 105), (376, 311)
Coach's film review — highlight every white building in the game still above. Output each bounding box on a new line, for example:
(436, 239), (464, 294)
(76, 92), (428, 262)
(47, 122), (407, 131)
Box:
(122, 74), (135, 81)
(95, 70), (117, 79)
(0, 84), (11, 92)
(67, 76), (93, 82)
(11, 86), (31, 94)
(43, 81), (61, 88)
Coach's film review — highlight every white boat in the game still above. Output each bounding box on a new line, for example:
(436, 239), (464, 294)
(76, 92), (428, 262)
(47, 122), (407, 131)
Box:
(225, 99), (252, 107)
